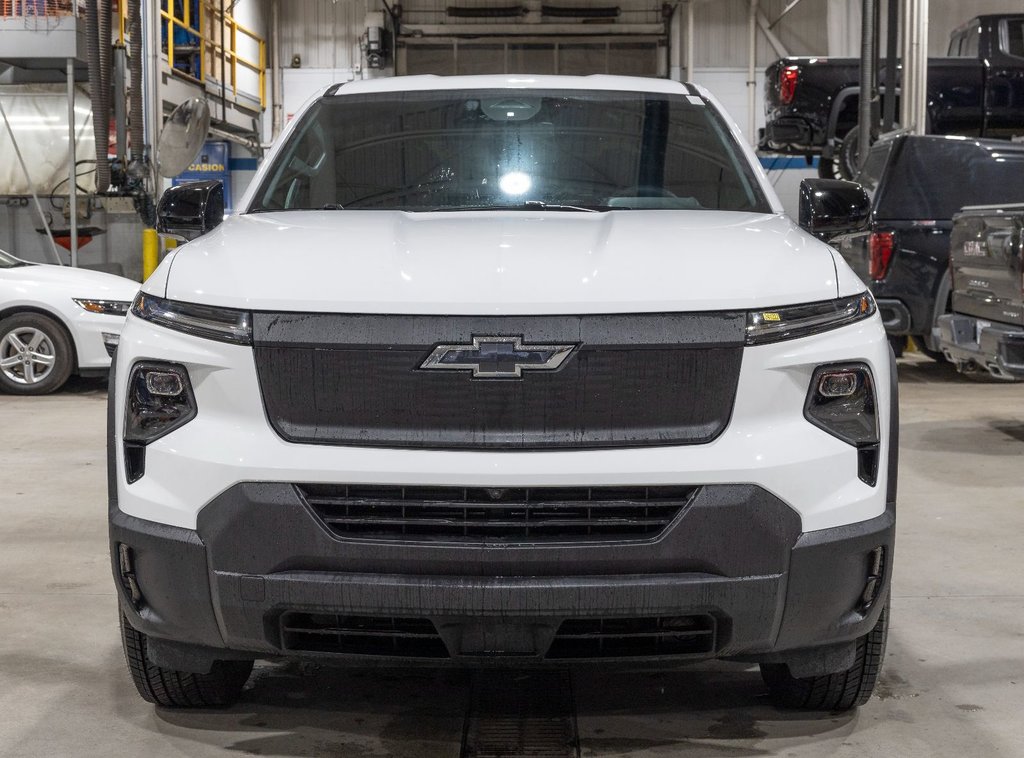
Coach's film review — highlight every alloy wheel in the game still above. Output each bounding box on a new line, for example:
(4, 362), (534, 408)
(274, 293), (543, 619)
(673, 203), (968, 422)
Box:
(0, 327), (57, 385)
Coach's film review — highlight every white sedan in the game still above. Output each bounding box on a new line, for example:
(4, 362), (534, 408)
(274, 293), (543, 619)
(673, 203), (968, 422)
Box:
(0, 248), (140, 394)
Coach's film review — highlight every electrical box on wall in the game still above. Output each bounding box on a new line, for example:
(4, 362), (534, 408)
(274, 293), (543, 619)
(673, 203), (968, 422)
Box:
(364, 11), (389, 69)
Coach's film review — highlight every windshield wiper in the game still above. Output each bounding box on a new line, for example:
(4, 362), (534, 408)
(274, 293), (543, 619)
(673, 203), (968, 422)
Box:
(521, 200), (600, 213)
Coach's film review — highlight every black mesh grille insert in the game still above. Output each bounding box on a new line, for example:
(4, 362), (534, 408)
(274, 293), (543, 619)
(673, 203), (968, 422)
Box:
(298, 483), (698, 542)
(547, 615), (716, 659)
(280, 613), (449, 658)
(252, 312), (745, 450)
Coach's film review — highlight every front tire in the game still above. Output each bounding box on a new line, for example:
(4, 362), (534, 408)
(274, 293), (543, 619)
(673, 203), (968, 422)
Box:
(761, 600), (888, 711)
(0, 312), (74, 395)
(120, 614), (253, 708)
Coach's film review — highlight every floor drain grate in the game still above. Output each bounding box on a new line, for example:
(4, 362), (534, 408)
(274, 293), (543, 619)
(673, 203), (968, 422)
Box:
(461, 670), (579, 758)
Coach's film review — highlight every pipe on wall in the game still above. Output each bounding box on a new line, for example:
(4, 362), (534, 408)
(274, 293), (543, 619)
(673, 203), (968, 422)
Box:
(98, 0), (112, 180)
(271, 0), (283, 139)
(86, 0), (110, 191)
(857, 0), (875, 168)
(67, 58), (78, 267)
(128, 0), (144, 165)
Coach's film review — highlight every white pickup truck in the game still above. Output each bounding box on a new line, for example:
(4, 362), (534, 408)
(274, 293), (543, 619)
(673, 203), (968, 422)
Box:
(109, 75), (896, 711)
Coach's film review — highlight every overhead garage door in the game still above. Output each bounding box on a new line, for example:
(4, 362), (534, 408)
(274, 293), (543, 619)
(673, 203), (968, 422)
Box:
(399, 38), (665, 77)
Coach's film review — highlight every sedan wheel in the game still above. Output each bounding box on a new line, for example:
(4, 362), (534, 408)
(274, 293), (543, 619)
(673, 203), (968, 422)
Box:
(0, 314), (74, 395)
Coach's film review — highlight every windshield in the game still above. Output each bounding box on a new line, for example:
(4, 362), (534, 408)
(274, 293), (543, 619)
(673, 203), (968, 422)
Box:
(0, 249), (27, 269)
(250, 88), (770, 214)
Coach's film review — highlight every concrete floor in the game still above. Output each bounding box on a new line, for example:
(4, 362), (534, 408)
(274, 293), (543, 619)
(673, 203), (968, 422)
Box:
(1, 355), (1023, 757)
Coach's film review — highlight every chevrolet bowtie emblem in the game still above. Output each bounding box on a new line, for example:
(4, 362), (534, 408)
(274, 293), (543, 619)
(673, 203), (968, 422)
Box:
(420, 336), (577, 378)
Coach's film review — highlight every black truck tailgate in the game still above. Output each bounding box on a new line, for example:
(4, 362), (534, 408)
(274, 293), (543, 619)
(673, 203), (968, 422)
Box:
(950, 205), (1024, 328)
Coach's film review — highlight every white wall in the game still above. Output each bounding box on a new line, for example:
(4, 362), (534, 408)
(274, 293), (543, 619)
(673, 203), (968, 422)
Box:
(282, 68), (365, 122)
(692, 68), (765, 145)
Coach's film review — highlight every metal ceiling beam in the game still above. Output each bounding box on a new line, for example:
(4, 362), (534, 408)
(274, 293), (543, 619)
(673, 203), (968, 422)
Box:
(768, 0), (806, 29)
(756, 7), (789, 58)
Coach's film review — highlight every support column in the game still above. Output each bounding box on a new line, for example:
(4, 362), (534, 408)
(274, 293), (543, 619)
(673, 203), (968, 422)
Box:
(882, 0), (898, 131)
(686, 0), (694, 83)
(142, 0), (162, 177)
(914, 0), (928, 135)
(142, 227), (158, 280)
(271, 0), (283, 138)
(901, 0), (928, 134)
(857, 0), (875, 169)
(67, 58), (79, 269)
(747, 0), (758, 146)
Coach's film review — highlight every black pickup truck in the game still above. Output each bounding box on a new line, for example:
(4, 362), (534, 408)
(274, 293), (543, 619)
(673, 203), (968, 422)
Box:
(762, 14), (1024, 179)
(818, 133), (1024, 357)
(938, 204), (1024, 379)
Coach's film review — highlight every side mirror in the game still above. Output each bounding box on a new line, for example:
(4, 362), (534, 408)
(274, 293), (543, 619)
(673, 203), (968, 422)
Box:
(798, 178), (872, 238)
(156, 180), (225, 241)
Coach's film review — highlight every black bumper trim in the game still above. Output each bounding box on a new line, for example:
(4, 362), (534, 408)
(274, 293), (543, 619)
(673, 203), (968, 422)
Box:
(110, 484), (895, 665)
(110, 513), (226, 648)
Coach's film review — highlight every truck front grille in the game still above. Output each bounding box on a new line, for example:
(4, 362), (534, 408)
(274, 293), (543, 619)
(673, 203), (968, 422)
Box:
(252, 312), (745, 450)
(280, 613), (449, 658)
(298, 483), (698, 543)
(547, 615), (716, 659)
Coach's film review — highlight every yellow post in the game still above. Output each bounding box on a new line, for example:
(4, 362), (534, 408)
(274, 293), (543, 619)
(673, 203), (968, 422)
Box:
(142, 228), (159, 280)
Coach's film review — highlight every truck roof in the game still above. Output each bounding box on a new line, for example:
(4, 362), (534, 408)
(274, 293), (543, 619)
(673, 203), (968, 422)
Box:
(864, 133), (1024, 221)
(874, 131), (1024, 155)
(951, 14), (1024, 35)
(327, 74), (698, 97)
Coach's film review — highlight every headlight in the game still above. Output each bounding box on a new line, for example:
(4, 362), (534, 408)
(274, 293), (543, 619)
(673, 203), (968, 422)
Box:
(123, 362), (197, 483)
(745, 293), (875, 345)
(131, 292), (252, 345)
(73, 298), (132, 316)
(805, 363), (880, 486)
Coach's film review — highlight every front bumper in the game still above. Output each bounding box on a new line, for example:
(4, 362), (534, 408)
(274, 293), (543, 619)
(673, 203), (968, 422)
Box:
(111, 483), (894, 666)
(760, 116), (821, 154)
(109, 310), (897, 669)
(938, 313), (1024, 380)
(112, 314), (893, 534)
(69, 309), (126, 372)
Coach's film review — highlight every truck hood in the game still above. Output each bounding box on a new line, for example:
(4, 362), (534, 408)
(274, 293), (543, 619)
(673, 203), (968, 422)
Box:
(162, 210), (840, 314)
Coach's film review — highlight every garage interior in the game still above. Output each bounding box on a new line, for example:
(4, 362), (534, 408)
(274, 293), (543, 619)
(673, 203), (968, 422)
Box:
(2, 0), (1024, 757)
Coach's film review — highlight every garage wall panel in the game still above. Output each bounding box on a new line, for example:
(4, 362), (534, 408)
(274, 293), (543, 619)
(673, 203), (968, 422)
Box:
(275, 0), (1013, 75)
(691, 0), (827, 68)
(399, 0), (665, 26)
(277, 0), (375, 71)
